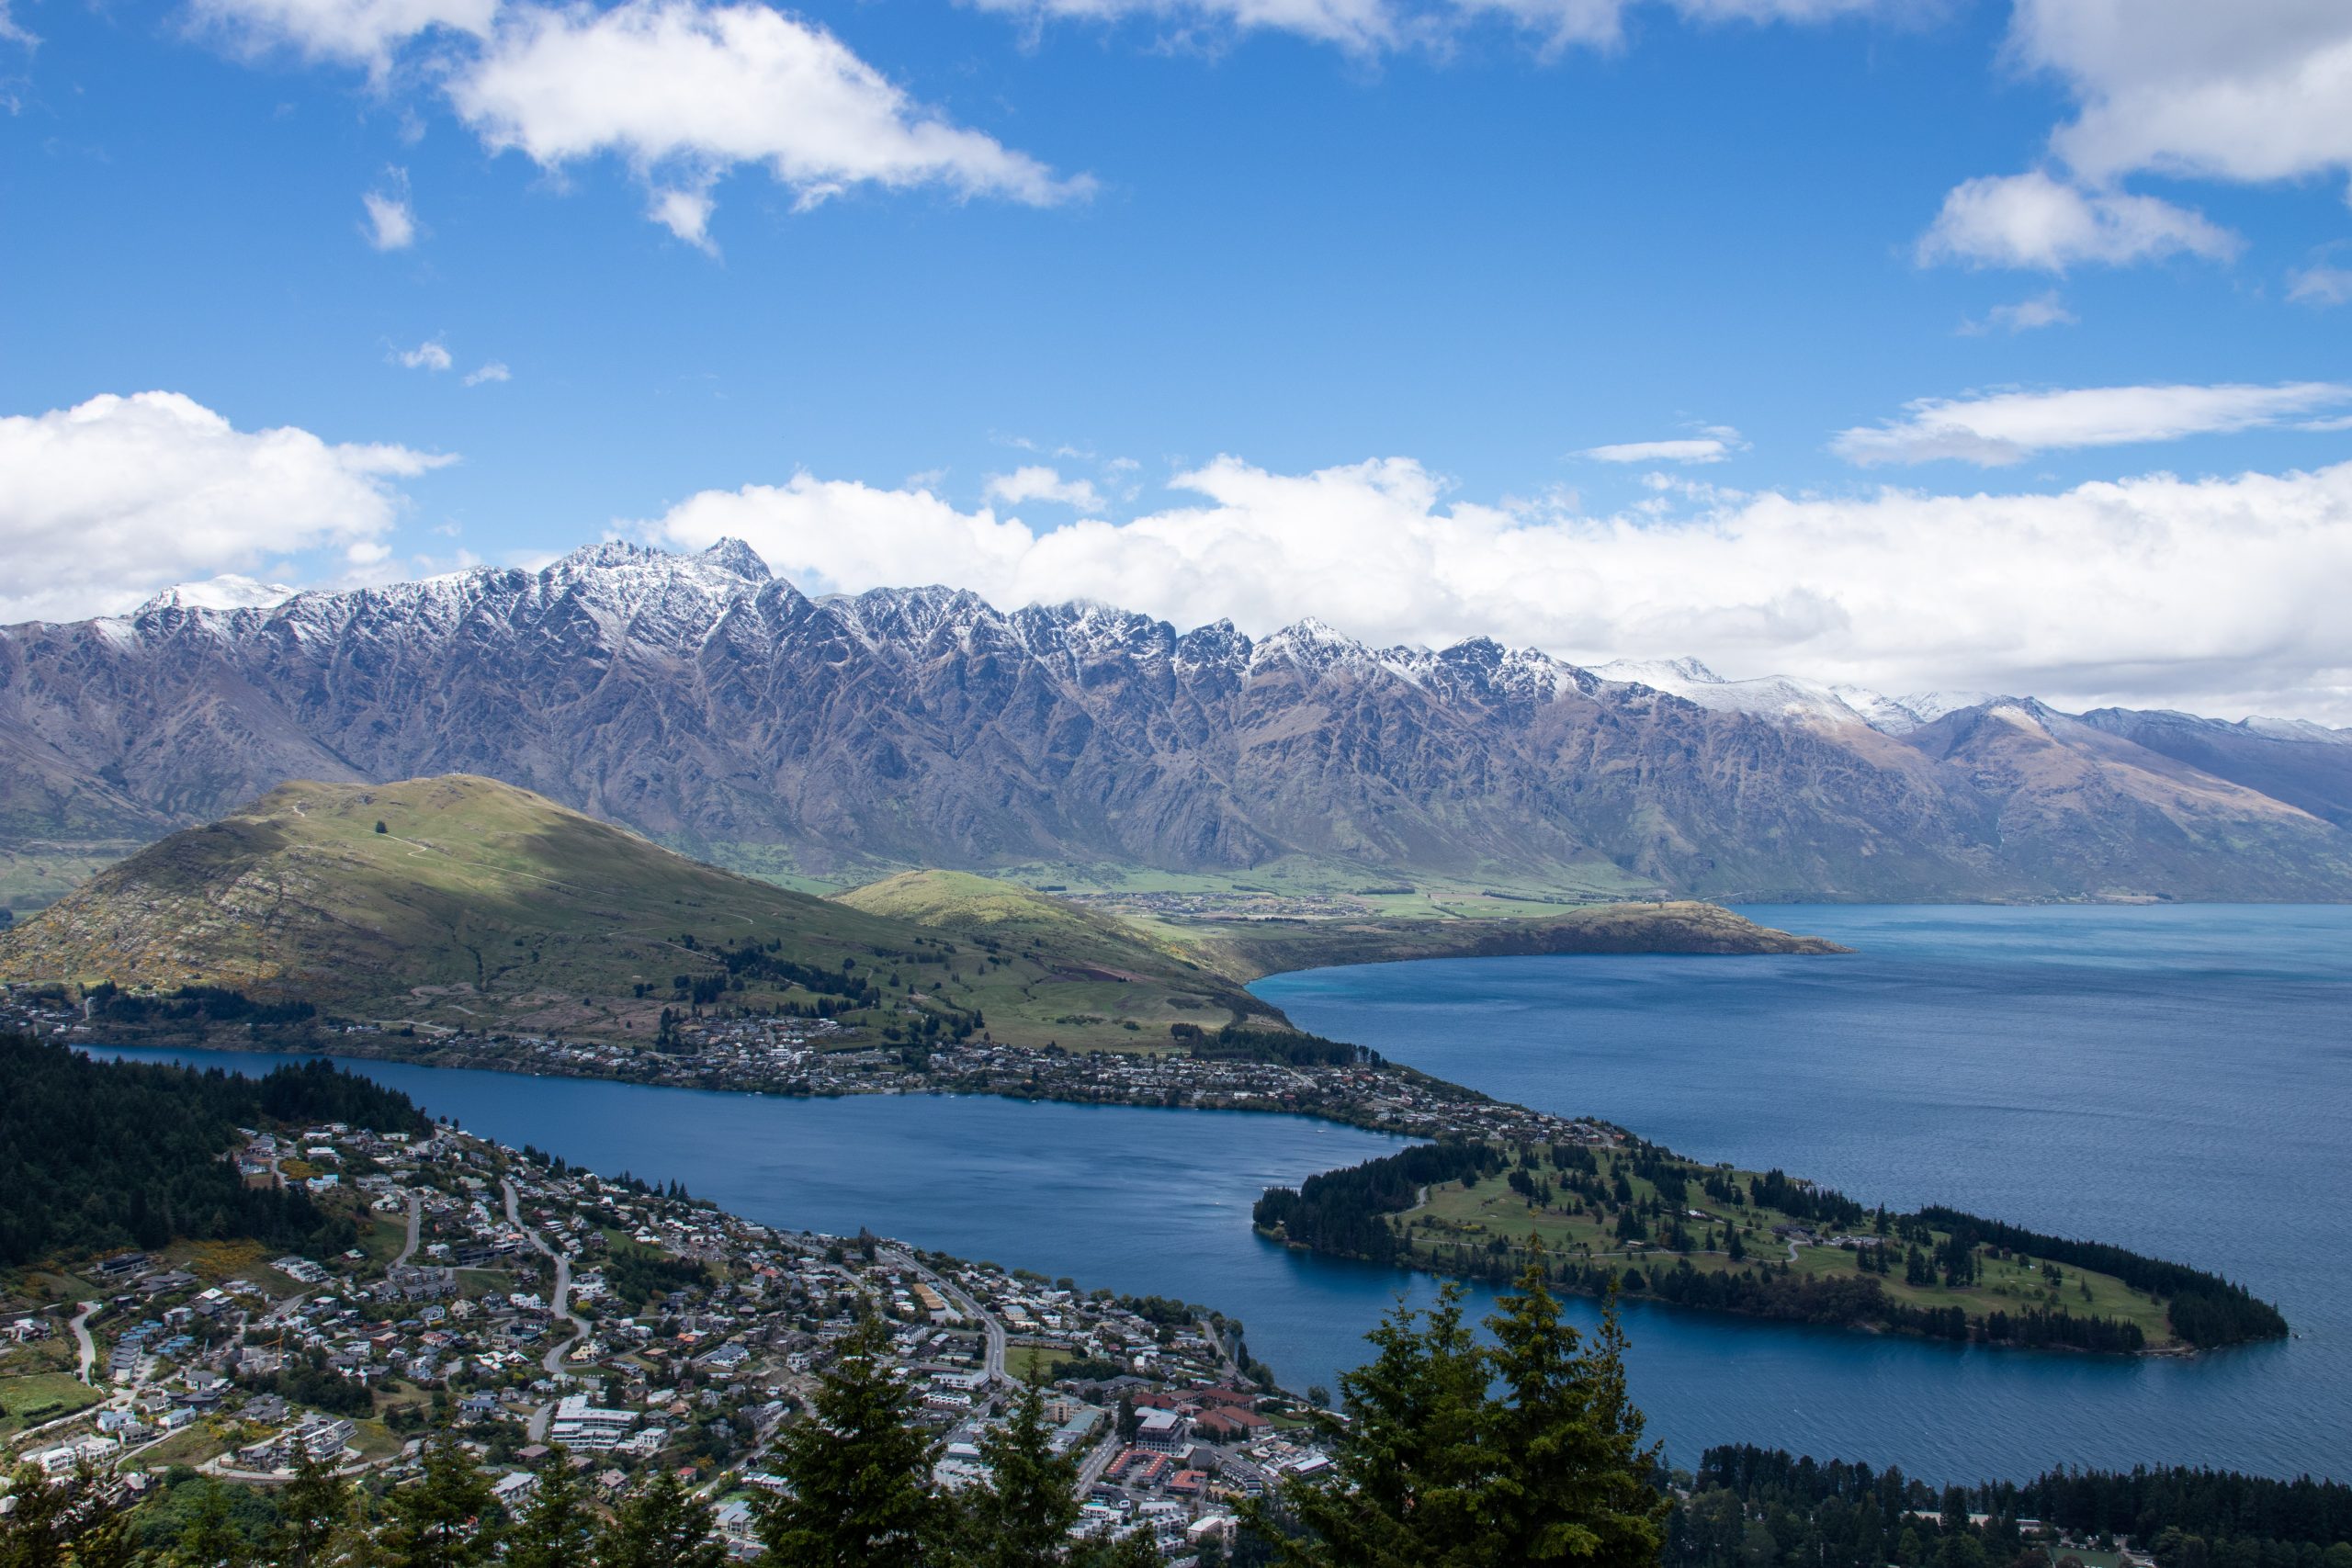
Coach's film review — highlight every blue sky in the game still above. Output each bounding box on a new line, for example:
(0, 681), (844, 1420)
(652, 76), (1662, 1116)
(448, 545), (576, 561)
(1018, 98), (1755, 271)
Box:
(2, 0), (2349, 716)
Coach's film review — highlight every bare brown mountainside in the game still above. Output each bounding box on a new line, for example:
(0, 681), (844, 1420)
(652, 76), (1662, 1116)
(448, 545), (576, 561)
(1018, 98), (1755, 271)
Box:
(3, 540), (2346, 909)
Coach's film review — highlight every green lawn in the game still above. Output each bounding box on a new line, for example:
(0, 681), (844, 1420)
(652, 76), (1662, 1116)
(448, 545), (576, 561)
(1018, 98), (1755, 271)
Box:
(0, 1369), (104, 1439)
(1402, 1146), (2179, 1348)
(1004, 1344), (1075, 1382)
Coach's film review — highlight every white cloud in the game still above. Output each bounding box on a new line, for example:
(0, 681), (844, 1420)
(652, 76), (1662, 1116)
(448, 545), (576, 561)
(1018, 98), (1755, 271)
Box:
(192, 0), (496, 70)
(0, 391), (450, 625)
(362, 171), (417, 250)
(464, 361), (512, 385)
(1960, 290), (2078, 335)
(446, 0), (1091, 248)
(1917, 171), (2239, 272)
(1926, 3), (2352, 274)
(984, 465), (1105, 511)
(0, 0), (37, 47)
(2289, 265), (2352, 307)
(1833, 381), (2352, 467)
(1453, 0), (1892, 53)
(964, 0), (1399, 52)
(2011, 0), (2352, 191)
(645, 450), (2352, 721)
(394, 338), (454, 371)
(961, 0), (1897, 55)
(1579, 435), (1736, 465)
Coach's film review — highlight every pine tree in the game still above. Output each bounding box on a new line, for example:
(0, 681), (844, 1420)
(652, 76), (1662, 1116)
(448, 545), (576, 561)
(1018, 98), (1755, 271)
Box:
(173, 1481), (249, 1568)
(596, 1468), (726, 1568)
(1075, 1529), (1165, 1568)
(1247, 1284), (1490, 1568)
(503, 1448), (596, 1568)
(758, 1315), (942, 1568)
(272, 1444), (352, 1568)
(1481, 1251), (1668, 1568)
(958, 1373), (1080, 1568)
(0, 1461), (74, 1568)
(381, 1429), (499, 1568)
(1254, 1251), (1668, 1568)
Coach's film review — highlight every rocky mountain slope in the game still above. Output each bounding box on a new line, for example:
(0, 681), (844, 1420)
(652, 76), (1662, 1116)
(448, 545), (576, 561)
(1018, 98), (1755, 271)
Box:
(3, 541), (2347, 906)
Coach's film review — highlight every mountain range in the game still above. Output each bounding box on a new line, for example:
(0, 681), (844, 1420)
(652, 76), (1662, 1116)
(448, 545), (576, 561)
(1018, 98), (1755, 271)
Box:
(4, 539), (2348, 908)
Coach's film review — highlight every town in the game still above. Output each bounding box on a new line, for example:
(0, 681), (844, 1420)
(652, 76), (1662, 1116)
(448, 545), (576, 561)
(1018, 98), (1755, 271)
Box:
(0, 982), (1627, 1152)
(0, 1110), (1337, 1561)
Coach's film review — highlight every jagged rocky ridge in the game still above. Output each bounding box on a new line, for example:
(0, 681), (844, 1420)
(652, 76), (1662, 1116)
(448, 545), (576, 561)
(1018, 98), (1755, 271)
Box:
(4, 539), (2349, 902)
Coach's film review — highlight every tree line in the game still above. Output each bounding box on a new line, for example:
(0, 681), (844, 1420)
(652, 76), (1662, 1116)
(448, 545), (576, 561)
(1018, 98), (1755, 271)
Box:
(0, 1036), (429, 1269)
(1674, 1446), (2352, 1568)
(1177, 1023), (1384, 1068)
(1914, 1207), (2287, 1348)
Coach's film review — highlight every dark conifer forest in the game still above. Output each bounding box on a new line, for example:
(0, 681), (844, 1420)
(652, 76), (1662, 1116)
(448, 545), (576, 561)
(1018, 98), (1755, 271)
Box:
(0, 1034), (429, 1269)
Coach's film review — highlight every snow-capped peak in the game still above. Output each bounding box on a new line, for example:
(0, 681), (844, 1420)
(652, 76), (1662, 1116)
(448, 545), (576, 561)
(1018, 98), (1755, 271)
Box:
(135, 575), (299, 615)
(2244, 716), (2352, 746)
(1594, 656), (1879, 729)
(1899, 691), (1996, 725)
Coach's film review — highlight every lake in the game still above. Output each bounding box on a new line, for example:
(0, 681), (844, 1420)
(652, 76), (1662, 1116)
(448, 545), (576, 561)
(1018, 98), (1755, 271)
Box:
(89, 904), (2352, 1483)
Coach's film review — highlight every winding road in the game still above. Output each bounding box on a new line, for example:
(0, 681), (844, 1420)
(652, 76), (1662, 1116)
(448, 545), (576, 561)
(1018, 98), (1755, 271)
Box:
(67, 1302), (99, 1384)
(503, 1178), (593, 1442)
(392, 1191), (422, 1268)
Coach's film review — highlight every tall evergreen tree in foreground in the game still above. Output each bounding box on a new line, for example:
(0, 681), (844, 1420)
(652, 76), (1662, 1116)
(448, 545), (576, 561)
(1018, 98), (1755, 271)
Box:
(1250, 1243), (1667, 1568)
(956, 1371), (1081, 1568)
(758, 1315), (942, 1568)
(271, 1445), (352, 1568)
(503, 1448), (596, 1568)
(381, 1430), (498, 1568)
(595, 1467), (725, 1568)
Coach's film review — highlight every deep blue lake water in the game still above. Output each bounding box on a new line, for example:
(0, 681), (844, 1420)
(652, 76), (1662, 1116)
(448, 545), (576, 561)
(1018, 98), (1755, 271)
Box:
(90, 904), (2352, 1483)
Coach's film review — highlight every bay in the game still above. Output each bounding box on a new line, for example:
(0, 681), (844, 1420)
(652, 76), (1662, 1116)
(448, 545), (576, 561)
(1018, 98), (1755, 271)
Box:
(88, 904), (2352, 1483)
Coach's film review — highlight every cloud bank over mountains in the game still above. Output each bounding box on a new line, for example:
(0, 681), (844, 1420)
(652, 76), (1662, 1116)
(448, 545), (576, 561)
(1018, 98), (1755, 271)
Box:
(6, 388), (2346, 724)
(641, 454), (2352, 725)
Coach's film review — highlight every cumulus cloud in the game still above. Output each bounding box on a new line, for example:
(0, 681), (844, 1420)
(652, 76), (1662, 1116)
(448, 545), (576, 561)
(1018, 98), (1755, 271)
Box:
(1833, 381), (2352, 467)
(192, 0), (496, 70)
(984, 465), (1104, 511)
(446, 0), (1091, 248)
(362, 171), (417, 250)
(464, 360), (512, 385)
(2289, 265), (2352, 308)
(1925, 2), (2352, 273)
(394, 338), (454, 371)
(1917, 171), (2239, 272)
(2012, 0), (2352, 191)
(1578, 433), (1739, 465)
(0, 391), (450, 625)
(643, 451), (2352, 721)
(194, 0), (1084, 243)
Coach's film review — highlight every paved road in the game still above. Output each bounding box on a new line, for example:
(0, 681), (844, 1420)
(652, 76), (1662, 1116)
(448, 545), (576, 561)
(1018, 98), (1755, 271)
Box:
(392, 1191), (422, 1267)
(68, 1301), (99, 1384)
(885, 1247), (1005, 1381)
(504, 1178), (592, 1442)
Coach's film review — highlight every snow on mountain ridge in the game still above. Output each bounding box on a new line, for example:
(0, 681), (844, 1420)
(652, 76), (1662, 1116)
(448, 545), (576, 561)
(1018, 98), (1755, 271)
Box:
(134, 575), (299, 615)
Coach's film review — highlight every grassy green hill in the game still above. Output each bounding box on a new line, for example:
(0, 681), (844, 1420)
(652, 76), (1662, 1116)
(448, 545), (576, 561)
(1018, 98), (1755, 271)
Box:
(0, 777), (1282, 1050)
(835, 868), (1277, 1039)
(0, 777), (1845, 1055)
